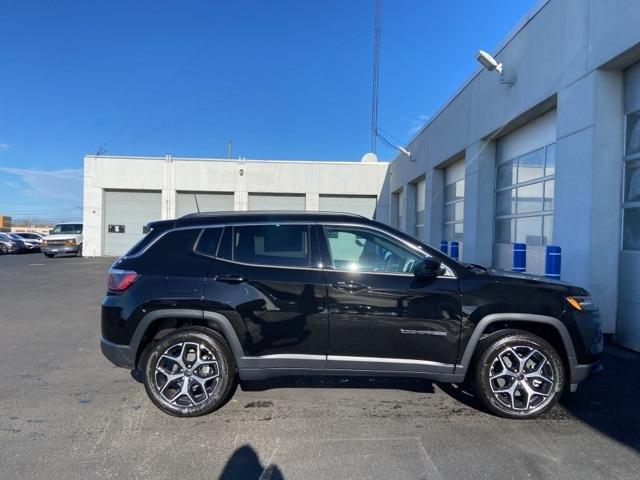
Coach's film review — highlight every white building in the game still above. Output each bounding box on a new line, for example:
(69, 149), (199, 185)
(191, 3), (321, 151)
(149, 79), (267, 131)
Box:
(82, 154), (389, 257)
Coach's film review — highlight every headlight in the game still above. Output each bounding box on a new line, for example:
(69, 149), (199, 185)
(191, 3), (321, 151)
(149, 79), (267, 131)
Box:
(567, 296), (597, 312)
(65, 239), (77, 246)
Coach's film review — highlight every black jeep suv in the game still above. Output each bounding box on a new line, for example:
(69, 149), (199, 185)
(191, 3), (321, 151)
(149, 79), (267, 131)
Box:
(101, 211), (603, 419)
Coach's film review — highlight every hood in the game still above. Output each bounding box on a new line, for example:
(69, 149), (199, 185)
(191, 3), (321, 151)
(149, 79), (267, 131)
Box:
(483, 266), (589, 295)
(486, 267), (568, 285)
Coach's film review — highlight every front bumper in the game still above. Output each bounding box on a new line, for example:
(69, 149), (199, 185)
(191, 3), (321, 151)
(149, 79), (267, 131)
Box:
(100, 336), (136, 369)
(42, 245), (80, 254)
(569, 360), (604, 392)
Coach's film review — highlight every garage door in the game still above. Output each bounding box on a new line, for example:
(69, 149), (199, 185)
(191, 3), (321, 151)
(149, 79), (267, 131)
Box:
(176, 192), (234, 217)
(248, 194), (305, 211)
(319, 195), (377, 218)
(104, 190), (161, 257)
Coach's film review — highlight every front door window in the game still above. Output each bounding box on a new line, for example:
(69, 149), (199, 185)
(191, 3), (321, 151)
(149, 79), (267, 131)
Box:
(322, 226), (423, 274)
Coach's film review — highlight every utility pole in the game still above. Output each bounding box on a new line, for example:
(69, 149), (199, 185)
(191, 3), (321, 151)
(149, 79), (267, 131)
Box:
(370, 0), (381, 153)
(228, 140), (233, 160)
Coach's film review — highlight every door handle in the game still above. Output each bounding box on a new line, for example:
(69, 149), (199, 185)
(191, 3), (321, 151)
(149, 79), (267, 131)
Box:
(214, 274), (246, 284)
(331, 281), (368, 293)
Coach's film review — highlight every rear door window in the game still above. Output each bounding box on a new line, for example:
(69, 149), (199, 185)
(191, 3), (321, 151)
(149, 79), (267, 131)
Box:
(233, 224), (311, 267)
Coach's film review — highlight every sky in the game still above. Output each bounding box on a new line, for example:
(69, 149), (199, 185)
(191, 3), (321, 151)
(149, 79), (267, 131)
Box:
(0, 0), (534, 221)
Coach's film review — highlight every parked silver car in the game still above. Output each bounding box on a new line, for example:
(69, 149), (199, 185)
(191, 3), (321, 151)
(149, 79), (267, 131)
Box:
(0, 233), (28, 254)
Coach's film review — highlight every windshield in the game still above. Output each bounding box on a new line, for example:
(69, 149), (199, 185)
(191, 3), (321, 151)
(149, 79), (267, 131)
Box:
(51, 224), (83, 235)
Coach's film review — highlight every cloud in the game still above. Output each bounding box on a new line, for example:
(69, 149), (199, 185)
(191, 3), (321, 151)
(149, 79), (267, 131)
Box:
(0, 143), (10, 151)
(0, 167), (82, 203)
(408, 114), (430, 136)
(5, 180), (21, 189)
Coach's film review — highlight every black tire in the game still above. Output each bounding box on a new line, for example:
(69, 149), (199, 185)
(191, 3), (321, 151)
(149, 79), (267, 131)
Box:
(142, 327), (236, 417)
(76, 245), (83, 257)
(0, 244), (6, 255)
(472, 329), (565, 419)
(43, 253), (55, 258)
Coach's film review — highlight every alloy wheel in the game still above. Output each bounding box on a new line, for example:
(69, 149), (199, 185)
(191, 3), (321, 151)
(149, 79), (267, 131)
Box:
(488, 345), (555, 413)
(154, 342), (220, 407)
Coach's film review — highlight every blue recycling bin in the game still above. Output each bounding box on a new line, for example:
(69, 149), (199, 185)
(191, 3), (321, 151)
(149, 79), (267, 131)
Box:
(440, 240), (448, 255)
(512, 243), (526, 272)
(545, 245), (561, 279)
(450, 241), (459, 260)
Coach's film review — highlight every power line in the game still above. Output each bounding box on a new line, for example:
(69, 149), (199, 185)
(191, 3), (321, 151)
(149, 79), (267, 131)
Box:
(377, 126), (405, 146)
(370, 0), (382, 153)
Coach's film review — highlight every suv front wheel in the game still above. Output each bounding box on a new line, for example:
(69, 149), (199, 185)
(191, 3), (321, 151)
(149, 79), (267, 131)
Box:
(143, 327), (236, 417)
(472, 330), (565, 419)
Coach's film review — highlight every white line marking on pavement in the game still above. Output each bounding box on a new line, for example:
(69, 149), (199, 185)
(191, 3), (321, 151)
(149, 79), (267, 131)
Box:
(417, 437), (444, 480)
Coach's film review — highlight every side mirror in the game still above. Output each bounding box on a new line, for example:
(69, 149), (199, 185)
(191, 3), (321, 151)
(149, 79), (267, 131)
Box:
(414, 257), (446, 280)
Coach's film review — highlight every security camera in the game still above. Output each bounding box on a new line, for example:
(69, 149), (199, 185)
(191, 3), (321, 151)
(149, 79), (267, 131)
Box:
(476, 50), (503, 74)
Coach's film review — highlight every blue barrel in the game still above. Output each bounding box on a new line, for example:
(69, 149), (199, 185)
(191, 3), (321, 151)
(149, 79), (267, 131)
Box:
(450, 241), (459, 260)
(440, 240), (448, 254)
(512, 243), (526, 272)
(545, 245), (561, 279)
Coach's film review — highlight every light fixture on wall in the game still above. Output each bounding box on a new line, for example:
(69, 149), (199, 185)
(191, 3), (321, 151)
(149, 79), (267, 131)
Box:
(476, 50), (516, 85)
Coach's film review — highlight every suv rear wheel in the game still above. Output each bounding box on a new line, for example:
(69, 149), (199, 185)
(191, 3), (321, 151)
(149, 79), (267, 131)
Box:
(472, 330), (565, 419)
(142, 327), (236, 417)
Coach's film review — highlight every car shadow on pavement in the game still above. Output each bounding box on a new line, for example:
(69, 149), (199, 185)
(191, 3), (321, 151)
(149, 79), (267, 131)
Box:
(560, 346), (640, 452)
(218, 444), (284, 480)
(240, 375), (435, 394)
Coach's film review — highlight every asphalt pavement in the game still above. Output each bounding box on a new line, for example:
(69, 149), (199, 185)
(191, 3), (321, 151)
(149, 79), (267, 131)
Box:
(1, 252), (639, 479)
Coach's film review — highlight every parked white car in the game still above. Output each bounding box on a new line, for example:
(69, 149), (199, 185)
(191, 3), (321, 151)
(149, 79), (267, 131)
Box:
(41, 223), (83, 257)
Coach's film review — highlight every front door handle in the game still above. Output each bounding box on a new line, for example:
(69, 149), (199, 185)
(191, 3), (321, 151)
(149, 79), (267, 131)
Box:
(331, 281), (368, 293)
(214, 274), (246, 284)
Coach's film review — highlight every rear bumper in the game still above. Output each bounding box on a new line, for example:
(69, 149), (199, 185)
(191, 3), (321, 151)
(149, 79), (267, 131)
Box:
(100, 336), (135, 369)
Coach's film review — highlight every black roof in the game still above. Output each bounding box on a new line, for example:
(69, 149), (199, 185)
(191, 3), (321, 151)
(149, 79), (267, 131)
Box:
(173, 210), (372, 227)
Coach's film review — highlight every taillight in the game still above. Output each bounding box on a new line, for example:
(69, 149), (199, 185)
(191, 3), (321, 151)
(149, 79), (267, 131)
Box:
(107, 269), (138, 292)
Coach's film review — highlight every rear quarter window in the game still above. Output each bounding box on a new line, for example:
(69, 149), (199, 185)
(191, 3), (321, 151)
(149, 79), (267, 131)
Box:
(137, 229), (209, 275)
(194, 228), (224, 257)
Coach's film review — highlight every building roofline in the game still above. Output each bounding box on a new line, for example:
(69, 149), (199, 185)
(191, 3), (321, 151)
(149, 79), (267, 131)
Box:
(84, 154), (389, 166)
(393, 0), (550, 161)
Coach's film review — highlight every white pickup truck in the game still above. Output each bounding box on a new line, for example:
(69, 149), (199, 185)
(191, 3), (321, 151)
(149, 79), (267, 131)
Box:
(41, 223), (83, 257)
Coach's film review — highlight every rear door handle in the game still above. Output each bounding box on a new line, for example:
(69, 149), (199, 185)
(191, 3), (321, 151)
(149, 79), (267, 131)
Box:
(214, 274), (246, 284)
(331, 281), (368, 293)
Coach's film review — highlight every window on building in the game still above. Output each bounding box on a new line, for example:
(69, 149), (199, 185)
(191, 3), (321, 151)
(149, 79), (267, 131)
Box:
(494, 144), (555, 245)
(443, 178), (464, 242)
(393, 189), (405, 231)
(415, 179), (426, 240)
(623, 109), (640, 250)
(233, 224), (311, 267)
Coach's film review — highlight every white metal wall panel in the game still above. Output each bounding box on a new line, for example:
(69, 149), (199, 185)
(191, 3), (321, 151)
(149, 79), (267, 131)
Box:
(319, 195), (377, 218)
(248, 194), (305, 211)
(176, 192), (234, 217)
(103, 190), (161, 257)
